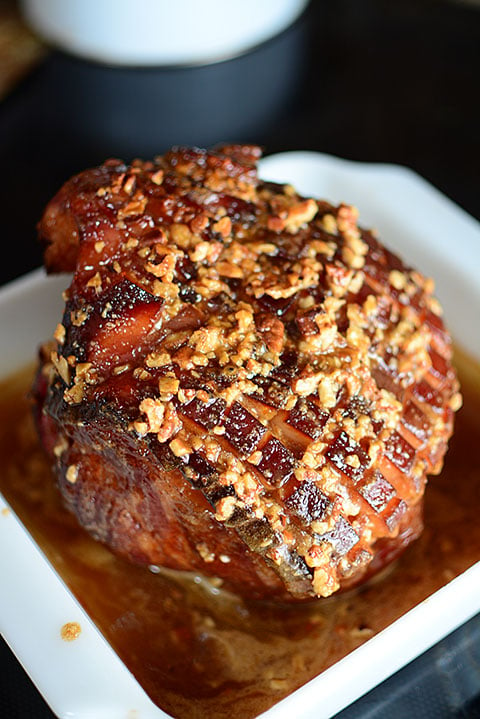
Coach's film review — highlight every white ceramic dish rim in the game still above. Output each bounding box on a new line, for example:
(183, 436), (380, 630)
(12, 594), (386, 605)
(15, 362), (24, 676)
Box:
(0, 151), (479, 719)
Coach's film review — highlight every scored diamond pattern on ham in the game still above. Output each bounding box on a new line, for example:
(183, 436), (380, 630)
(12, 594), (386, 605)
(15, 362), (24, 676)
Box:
(32, 145), (460, 600)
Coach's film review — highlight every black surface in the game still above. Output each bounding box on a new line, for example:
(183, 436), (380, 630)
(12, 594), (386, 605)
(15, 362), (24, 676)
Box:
(335, 614), (480, 719)
(1, 0), (479, 716)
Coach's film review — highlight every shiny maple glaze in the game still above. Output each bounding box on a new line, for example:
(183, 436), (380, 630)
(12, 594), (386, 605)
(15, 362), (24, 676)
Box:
(0, 349), (479, 719)
(35, 146), (460, 601)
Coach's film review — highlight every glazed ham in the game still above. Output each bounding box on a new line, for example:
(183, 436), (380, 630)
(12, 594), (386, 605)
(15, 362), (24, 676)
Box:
(32, 145), (461, 600)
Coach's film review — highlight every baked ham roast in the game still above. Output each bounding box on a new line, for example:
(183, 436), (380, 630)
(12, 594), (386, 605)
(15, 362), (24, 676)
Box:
(32, 145), (461, 601)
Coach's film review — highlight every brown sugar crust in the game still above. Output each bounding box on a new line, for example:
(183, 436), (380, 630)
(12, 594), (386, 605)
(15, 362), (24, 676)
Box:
(33, 145), (461, 600)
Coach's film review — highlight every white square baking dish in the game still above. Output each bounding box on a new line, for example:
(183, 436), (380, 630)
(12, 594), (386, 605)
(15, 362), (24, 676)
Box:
(1, 151), (479, 719)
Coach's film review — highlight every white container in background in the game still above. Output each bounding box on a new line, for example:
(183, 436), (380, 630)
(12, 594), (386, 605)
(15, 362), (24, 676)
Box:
(21, 0), (310, 66)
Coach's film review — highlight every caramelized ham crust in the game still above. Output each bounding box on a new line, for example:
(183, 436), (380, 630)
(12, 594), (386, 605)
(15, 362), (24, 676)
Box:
(32, 145), (461, 600)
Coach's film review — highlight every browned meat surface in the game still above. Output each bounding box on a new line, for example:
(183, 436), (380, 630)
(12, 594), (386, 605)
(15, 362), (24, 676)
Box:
(32, 145), (461, 600)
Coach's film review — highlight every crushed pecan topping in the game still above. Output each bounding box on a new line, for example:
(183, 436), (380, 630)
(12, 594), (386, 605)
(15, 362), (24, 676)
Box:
(34, 144), (460, 601)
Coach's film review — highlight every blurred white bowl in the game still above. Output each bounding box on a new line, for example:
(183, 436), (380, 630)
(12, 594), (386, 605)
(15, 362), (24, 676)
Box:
(21, 0), (309, 66)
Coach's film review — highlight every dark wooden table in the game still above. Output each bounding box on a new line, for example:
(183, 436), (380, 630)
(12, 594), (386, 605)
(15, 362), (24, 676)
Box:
(1, 1), (479, 716)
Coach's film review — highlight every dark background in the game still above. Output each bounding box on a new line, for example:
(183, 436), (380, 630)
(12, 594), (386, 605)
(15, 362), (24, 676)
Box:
(1, 0), (479, 716)
(1, 0), (480, 286)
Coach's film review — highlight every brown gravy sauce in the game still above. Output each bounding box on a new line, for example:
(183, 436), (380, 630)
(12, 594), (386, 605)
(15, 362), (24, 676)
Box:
(1, 349), (479, 719)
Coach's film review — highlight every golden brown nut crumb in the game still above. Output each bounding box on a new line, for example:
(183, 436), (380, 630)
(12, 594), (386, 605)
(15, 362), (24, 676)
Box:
(60, 622), (81, 641)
